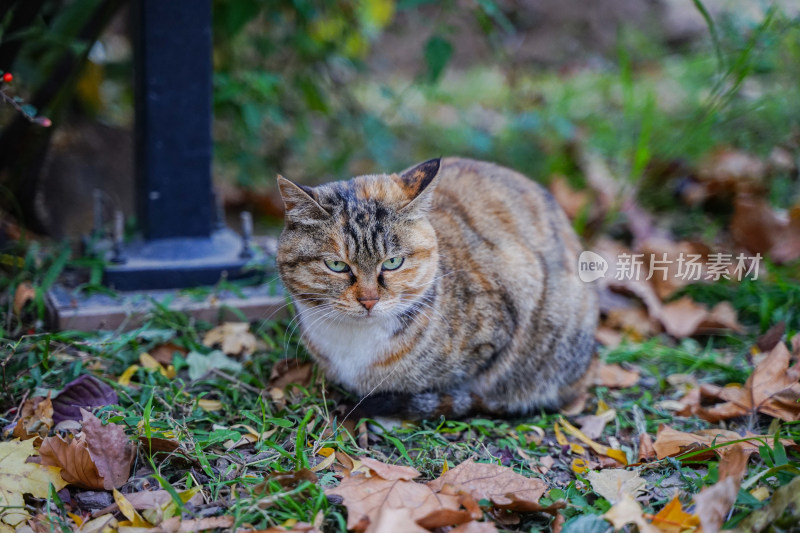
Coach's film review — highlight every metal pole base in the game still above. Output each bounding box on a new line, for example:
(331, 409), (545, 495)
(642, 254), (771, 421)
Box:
(103, 228), (264, 291)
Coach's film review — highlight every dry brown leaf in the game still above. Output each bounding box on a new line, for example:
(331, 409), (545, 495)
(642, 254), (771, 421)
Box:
(359, 457), (421, 481)
(155, 515), (235, 532)
(731, 195), (800, 264)
(652, 424), (795, 461)
(202, 322), (256, 356)
(269, 359), (313, 390)
(602, 492), (659, 533)
(81, 409), (135, 489)
(660, 297), (744, 338)
(450, 521), (500, 533)
(638, 432), (656, 463)
(426, 459), (547, 509)
(94, 489), (204, 516)
(696, 148), (766, 197)
(594, 362), (640, 388)
(39, 434), (104, 489)
(364, 506), (429, 533)
(13, 395), (53, 443)
(694, 476), (739, 533)
(13, 281), (36, 316)
(756, 321), (786, 353)
(326, 471), (462, 531)
(677, 342), (800, 422)
(549, 175), (592, 220)
(638, 238), (711, 299)
(149, 342), (188, 365)
(595, 326), (624, 348)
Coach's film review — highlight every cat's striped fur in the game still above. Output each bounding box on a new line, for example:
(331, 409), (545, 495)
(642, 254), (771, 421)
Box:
(277, 157), (597, 419)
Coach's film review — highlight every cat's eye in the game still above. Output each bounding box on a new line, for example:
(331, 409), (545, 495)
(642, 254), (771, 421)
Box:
(381, 257), (404, 271)
(324, 259), (350, 273)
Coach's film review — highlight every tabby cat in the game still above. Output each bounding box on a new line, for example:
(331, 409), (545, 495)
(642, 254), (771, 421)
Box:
(276, 157), (597, 419)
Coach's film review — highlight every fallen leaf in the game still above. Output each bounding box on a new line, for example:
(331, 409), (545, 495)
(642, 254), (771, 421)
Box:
(651, 424), (794, 462)
(638, 432), (656, 462)
(586, 469), (646, 503)
(269, 359), (313, 390)
(155, 515), (235, 532)
(186, 350), (243, 381)
(81, 409), (135, 489)
(202, 322), (256, 356)
(39, 434), (104, 489)
(426, 459), (547, 509)
(360, 457), (421, 481)
(650, 496), (700, 533)
(364, 506), (428, 533)
(0, 439), (68, 529)
(149, 342), (188, 365)
(326, 470), (463, 531)
(677, 342), (800, 422)
(694, 476), (738, 533)
(112, 489), (150, 527)
(602, 492), (659, 533)
(696, 148), (766, 199)
(549, 175), (592, 221)
(450, 521), (499, 533)
(12, 395), (53, 442)
(756, 321), (785, 353)
(557, 417), (627, 465)
(52, 375), (118, 424)
(731, 195), (800, 263)
(660, 297), (744, 338)
(139, 352), (176, 379)
(13, 281), (36, 315)
(593, 362), (640, 388)
(197, 399), (223, 411)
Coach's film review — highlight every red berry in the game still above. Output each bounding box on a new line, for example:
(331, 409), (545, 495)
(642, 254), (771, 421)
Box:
(2, 72), (11, 83)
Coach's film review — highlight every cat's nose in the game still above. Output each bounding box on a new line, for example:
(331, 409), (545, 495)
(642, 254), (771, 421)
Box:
(358, 298), (379, 311)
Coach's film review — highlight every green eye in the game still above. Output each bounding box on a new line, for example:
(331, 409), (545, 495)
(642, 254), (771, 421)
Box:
(324, 259), (350, 272)
(381, 257), (404, 271)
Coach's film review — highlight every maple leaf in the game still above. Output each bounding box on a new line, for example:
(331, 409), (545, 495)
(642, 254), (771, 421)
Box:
(676, 342), (800, 422)
(326, 470), (464, 531)
(586, 469), (646, 503)
(0, 439), (68, 529)
(426, 459), (548, 510)
(602, 493), (659, 533)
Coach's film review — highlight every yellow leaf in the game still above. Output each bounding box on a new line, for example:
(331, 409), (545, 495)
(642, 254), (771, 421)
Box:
(139, 352), (160, 370)
(650, 496), (700, 532)
(318, 447), (335, 458)
(311, 452), (336, 472)
(68, 512), (83, 526)
(596, 399), (611, 415)
(554, 422), (568, 446)
(197, 399), (222, 411)
(571, 458), (589, 474)
(118, 365), (140, 386)
(283, 518), (298, 528)
(559, 417), (628, 465)
(112, 489), (150, 528)
(442, 459), (449, 474)
(750, 486), (770, 501)
(0, 439), (68, 529)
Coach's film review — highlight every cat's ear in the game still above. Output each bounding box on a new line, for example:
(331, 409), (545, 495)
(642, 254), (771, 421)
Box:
(277, 176), (330, 222)
(396, 158), (441, 214)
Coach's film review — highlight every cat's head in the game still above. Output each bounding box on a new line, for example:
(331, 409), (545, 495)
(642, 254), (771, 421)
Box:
(276, 159), (441, 322)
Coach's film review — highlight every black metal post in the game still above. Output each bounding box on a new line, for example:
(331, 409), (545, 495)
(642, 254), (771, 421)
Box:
(135, 0), (213, 239)
(103, 0), (262, 291)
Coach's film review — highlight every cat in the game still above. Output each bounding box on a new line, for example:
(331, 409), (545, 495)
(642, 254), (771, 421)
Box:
(276, 157), (598, 419)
